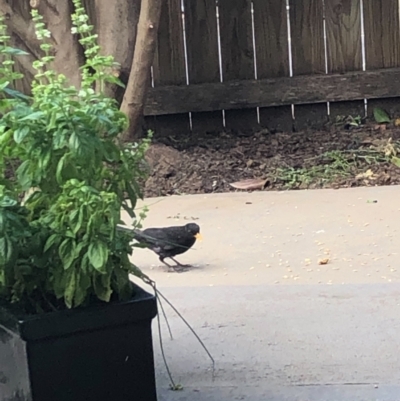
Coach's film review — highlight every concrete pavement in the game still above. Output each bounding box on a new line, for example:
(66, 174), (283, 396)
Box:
(124, 186), (400, 400)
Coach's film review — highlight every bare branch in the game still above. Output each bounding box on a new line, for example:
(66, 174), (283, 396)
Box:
(119, 0), (163, 142)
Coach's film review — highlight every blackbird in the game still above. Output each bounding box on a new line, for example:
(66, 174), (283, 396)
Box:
(118, 223), (202, 272)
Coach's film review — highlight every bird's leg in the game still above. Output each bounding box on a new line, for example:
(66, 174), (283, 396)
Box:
(159, 256), (183, 273)
(169, 256), (192, 268)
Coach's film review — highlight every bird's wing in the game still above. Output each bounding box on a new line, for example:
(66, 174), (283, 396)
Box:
(116, 226), (167, 254)
(140, 228), (177, 250)
(117, 225), (191, 251)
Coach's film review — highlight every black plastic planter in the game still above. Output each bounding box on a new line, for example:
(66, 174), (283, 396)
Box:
(0, 283), (158, 401)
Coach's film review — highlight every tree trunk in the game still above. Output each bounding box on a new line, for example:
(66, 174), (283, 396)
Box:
(0, 0), (40, 93)
(0, 1), (40, 53)
(90, 0), (141, 103)
(1, 0), (84, 90)
(36, 0), (84, 89)
(119, 0), (163, 142)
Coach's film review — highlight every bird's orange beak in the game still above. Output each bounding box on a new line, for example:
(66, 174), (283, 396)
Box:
(195, 233), (203, 241)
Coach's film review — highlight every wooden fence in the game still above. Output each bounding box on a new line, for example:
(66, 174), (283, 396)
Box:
(145, 0), (400, 135)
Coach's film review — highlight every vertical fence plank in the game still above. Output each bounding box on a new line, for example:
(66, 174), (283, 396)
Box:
(325, 0), (364, 121)
(147, 0), (190, 137)
(290, 0), (327, 131)
(218, 0), (258, 133)
(363, 0), (400, 119)
(184, 0), (223, 134)
(253, 0), (292, 132)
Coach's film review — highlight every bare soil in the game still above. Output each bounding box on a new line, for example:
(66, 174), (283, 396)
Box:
(144, 123), (400, 198)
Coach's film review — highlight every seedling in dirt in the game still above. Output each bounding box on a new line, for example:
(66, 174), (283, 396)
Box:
(274, 150), (353, 189)
(273, 166), (318, 189)
(334, 114), (363, 128)
(373, 107), (391, 124)
(321, 150), (350, 171)
(348, 115), (363, 127)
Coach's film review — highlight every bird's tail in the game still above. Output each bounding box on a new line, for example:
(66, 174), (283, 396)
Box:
(116, 225), (145, 242)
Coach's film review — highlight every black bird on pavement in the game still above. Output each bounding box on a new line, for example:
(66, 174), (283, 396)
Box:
(118, 223), (202, 272)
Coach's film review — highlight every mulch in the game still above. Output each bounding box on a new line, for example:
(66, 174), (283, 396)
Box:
(144, 123), (400, 197)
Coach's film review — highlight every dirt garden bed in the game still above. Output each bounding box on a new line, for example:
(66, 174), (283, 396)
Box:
(144, 122), (400, 198)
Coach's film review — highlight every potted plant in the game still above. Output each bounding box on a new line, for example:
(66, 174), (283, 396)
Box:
(0, 2), (157, 401)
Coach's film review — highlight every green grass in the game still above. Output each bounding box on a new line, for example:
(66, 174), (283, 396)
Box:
(272, 149), (388, 189)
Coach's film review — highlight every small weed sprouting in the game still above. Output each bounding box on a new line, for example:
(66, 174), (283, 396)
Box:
(334, 114), (364, 129)
(273, 145), (394, 190)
